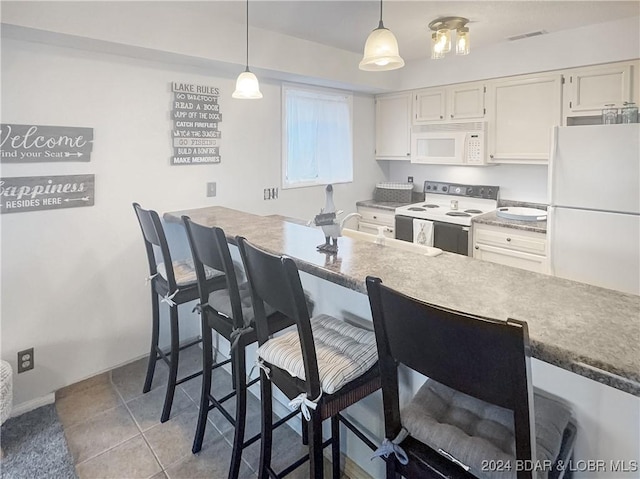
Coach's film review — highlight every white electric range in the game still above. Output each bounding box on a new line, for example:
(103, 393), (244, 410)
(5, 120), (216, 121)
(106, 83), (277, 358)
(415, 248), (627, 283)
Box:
(395, 181), (499, 255)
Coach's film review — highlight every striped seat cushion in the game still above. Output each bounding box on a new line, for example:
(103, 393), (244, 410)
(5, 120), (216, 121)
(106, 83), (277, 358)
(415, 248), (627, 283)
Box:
(157, 259), (224, 287)
(257, 314), (378, 395)
(401, 379), (572, 479)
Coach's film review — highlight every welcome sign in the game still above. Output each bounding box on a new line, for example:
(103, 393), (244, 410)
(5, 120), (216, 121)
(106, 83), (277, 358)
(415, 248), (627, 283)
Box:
(0, 124), (94, 163)
(0, 174), (95, 214)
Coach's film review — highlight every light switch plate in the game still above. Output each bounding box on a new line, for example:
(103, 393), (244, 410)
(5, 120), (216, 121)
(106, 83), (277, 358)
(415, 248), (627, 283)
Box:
(207, 182), (216, 197)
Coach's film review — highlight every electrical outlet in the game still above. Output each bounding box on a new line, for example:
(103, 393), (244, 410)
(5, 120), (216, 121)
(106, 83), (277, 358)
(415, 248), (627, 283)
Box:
(271, 187), (278, 199)
(17, 347), (34, 373)
(206, 182), (216, 197)
(408, 176), (414, 183)
(263, 188), (271, 200)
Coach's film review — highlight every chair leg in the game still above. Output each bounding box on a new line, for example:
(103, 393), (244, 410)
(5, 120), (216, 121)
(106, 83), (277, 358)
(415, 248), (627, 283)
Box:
(331, 415), (340, 479)
(302, 417), (309, 446)
(143, 290), (160, 393)
(308, 411), (324, 479)
(228, 342), (247, 479)
(192, 322), (213, 453)
(161, 304), (180, 423)
(258, 373), (273, 479)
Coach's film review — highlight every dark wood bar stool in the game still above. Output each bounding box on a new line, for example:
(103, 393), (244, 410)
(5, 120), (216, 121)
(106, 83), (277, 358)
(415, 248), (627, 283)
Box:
(182, 217), (297, 479)
(132, 203), (227, 423)
(237, 236), (381, 479)
(366, 276), (577, 479)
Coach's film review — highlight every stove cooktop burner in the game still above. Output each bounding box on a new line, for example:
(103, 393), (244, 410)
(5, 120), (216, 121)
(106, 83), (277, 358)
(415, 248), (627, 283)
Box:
(423, 204), (440, 208)
(446, 211), (471, 217)
(408, 207), (426, 211)
(465, 209), (483, 214)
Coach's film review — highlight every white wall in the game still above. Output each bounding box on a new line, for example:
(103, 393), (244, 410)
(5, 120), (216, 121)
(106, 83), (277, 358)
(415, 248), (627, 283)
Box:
(385, 16), (640, 202)
(0, 37), (384, 406)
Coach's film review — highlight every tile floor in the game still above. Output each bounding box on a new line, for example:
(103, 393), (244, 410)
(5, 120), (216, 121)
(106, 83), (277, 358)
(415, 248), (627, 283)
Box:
(55, 345), (346, 479)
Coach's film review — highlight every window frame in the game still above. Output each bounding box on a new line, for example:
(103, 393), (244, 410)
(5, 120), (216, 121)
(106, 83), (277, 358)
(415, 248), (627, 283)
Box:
(281, 82), (354, 190)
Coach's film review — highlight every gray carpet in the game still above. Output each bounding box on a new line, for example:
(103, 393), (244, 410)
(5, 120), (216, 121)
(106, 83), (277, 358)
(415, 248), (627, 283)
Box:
(1, 404), (77, 479)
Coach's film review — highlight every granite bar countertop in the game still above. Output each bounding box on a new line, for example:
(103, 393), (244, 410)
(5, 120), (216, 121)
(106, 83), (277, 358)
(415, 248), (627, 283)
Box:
(166, 206), (640, 396)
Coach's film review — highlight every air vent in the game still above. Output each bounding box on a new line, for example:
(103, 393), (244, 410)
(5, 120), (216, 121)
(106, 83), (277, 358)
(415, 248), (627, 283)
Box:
(507, 30), (548, 41)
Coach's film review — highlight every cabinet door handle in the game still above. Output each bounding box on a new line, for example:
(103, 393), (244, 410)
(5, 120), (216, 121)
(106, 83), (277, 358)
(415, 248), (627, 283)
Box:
(406, 152), (410, 156)
(490, 154), (494, 159)
(440, 115), (443, 119)
(373, 215), (377, 219)
(450, 114), (454, 119)
(474, 245), (479, 250)
(506, 237), (511, 242)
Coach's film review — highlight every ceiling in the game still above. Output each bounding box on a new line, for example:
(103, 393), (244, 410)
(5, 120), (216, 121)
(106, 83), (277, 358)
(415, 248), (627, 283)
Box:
(188, 1), (639, 62)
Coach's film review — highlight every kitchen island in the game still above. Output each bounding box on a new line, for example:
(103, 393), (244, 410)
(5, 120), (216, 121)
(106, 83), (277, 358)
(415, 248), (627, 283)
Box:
(164, 206), (639, 478)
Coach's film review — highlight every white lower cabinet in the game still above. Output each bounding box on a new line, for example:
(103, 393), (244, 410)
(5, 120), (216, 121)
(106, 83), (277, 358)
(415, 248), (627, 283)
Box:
(356, 206), (395, 238)
(472, 223), (548, 273)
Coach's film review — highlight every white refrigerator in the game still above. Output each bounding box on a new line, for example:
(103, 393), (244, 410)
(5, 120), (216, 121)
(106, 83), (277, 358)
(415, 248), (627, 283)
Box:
(548, 124), (640, 295)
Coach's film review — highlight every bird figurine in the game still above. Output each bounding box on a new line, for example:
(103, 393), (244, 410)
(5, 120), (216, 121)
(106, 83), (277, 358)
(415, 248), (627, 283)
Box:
(314, 184), (341, 253)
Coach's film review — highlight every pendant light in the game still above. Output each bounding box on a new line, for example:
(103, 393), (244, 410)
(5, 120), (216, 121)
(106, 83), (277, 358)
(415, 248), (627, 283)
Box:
(359, 0), (404, 71)
(232, 0), (262, 99)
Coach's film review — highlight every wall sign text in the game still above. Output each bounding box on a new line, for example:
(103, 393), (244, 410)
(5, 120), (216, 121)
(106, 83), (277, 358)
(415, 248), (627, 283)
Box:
(0, 174), (95, 214)
(0, 124), (93, 163)
(171, 82), (222, 165)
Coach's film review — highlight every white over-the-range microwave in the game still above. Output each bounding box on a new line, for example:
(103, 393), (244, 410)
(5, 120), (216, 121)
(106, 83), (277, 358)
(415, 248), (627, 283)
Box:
(411, 121), (488, 165)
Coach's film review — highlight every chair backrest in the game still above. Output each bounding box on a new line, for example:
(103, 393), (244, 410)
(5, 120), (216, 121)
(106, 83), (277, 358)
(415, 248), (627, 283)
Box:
(132, 202), (177, 288)
(182, 216), (244, 329)
(236, 236), (321, 398)
(366, 276), (536, 466)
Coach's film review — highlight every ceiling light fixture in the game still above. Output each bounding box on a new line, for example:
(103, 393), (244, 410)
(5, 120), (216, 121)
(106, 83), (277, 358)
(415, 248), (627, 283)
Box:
(429, 17), (470, 59)
(232, 0), (262, 99)
(359, 0), (404, 71)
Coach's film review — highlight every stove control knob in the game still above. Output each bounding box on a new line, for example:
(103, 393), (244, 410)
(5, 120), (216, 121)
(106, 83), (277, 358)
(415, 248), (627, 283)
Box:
(454, 187), (462, 194)
(442, 186), (448, 192)
(466, 187), (473, 195)
(480, 188), (485, 196)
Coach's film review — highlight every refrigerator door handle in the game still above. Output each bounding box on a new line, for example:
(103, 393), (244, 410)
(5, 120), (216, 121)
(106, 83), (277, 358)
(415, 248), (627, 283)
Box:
(547, 206), (556, 276)
(547, 126), (559, 206)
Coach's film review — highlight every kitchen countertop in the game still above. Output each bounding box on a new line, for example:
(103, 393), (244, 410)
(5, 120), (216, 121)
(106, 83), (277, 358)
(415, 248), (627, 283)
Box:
(473, 200), (548, 233)
(472, 211), (548, 233)
(165, 206), (640, 396)
(356, 199), (412, 211)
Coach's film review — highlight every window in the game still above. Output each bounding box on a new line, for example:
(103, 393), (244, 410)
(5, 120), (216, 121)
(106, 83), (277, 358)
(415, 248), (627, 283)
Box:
(282, 84), (353, 188)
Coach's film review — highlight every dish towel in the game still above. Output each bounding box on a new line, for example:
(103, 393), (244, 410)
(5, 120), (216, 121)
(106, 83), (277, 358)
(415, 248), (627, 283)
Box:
(413, 219), (434, 247)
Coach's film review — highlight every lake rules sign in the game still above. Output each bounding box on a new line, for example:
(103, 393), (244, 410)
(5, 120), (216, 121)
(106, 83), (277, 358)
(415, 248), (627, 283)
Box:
(171, 82), (222, 165)
(0, 174), (95, 214)
(0, 124), (93, 163)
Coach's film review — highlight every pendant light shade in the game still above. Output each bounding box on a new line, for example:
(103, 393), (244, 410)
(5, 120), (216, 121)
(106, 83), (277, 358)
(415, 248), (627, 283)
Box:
(232, 68), (263, 99)
(233, 0), (262, 99)
(359, 0), (404, 71)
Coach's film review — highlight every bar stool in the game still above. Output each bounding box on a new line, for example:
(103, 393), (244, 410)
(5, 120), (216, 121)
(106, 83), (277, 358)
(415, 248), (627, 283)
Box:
(366, 276), (577, 479)
(132, 203), (227, 423)
(182, 217), (298, 479)
(237, 236), (381, 479)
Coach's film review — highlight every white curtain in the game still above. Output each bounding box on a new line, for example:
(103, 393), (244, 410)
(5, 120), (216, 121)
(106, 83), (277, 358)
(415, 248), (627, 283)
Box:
(284, 87), (353, 186)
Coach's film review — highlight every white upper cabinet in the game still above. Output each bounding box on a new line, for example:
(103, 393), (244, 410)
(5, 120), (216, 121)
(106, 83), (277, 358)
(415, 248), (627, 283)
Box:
(486, 73), (562, 164)
(448, 82), (486, 120)
(414, 88), (446, 122)
(375, 92), (412, 160)
(414, 83), (485, 124)
(563, 61), (638, 122)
